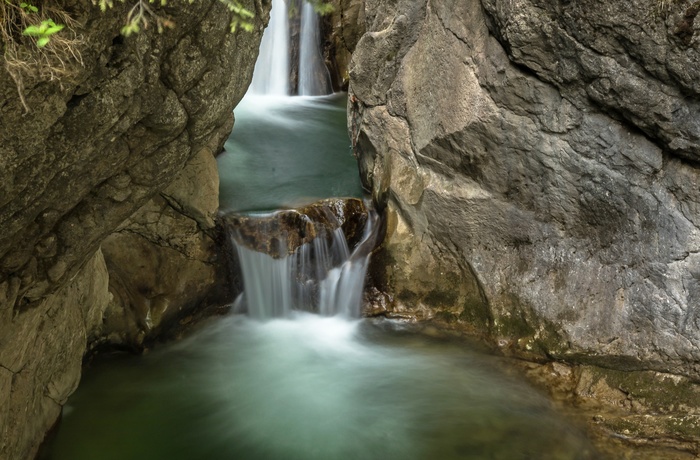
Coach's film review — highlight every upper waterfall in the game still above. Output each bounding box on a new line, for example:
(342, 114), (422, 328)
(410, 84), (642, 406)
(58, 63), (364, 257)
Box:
(299, 1), (332, 96)
(249, 0), (290, 95)
(249, 0), (332, 96)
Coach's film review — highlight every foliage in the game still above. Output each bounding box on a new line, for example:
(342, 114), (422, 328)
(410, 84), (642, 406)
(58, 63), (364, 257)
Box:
(95, 0), (334, 37)
(310, 1), (334, 15)
(1, 1), (84, 110)
(19, 2), (37, 13)
(93, 0), (253, 35)
(22, 19), (65, 47)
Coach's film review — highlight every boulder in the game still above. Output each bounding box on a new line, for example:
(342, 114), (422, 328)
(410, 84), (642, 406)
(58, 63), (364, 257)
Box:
(351, 0), (700, 379)
(349, 0), (700, 450)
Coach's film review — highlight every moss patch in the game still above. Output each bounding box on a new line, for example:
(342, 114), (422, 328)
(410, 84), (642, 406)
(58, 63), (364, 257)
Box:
(579, 366), (700, 414)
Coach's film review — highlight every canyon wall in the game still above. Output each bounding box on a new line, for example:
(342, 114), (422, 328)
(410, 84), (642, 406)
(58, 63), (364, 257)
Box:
(347, 0), (700, 450)
(0, 1), (268, 458)
(351, 0), (700, 379)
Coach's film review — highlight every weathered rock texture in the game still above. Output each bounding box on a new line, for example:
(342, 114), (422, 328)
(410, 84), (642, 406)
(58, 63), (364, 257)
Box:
(0, 251), (109, 460)
(99, 147), (223, 349)
(325, 0), (367, 90)
(0, 1), (268, 457)
(349, 0), (700, 451)
(226, 198), (369, 257)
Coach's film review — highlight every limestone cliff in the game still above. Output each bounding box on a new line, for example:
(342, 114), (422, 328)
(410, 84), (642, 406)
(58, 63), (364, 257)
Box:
(0, 1), (267, 458)
(348, 0), (700, 452)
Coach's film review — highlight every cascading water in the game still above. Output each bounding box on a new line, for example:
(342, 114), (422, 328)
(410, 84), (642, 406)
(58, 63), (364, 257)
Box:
(232, 207), (376, 319)
(250, 0), (331, 96)
(249, 0), (289, 95)
(298, 1), (332, 95)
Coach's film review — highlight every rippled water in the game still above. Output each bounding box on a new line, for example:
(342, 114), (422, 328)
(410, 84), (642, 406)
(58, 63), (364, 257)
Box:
(43, 314), (597, 460)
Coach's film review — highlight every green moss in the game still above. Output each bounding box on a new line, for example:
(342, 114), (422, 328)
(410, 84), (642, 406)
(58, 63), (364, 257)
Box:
(459, 294), (491, 329)
(494, 310), (536, 338)
(602, 417), (649, 438)
(489, 293), (572, 358)
(424, 289), (458, 307)
(663, 415), (700, 438)
(397, 289), (419, 304)
(584, 367), (700, 413)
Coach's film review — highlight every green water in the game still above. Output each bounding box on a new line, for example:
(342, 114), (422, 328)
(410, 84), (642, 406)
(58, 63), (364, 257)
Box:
(43, 315), (597, 460)
(218, 93), (363, 212)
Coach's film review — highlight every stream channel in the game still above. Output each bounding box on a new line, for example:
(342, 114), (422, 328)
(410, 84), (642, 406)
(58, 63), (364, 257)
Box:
(41, 2), (601, 459)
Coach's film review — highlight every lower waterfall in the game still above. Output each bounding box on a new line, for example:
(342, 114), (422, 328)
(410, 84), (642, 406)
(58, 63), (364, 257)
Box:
(232, 205), (376, 319)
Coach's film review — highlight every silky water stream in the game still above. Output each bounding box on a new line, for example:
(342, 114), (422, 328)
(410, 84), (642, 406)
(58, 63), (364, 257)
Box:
(42, 3), (600, 459)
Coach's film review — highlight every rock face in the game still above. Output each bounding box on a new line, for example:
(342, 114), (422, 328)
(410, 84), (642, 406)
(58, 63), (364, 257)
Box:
(99, 147), (223, 349)
(349, 0), (700, 450)
(0, 1), (268, 458)
(0, 251), (110, 460)
(325, 0), (367, 90)
(350, 0), (700, 385)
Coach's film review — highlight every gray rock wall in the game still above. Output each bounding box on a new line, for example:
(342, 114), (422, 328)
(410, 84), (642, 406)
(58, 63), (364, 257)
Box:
(350, 0), (700, 379)
(0, 1), (268, 457)
(100, 147), (223, 349)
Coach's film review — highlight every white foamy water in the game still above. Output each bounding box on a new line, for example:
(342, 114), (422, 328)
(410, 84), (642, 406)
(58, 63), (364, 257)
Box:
(249, 0), (289, 95)
(234, 212), (375, 319)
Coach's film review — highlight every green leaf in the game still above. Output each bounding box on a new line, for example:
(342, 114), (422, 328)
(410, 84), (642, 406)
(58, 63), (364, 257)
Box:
(36, 36), (50, 47)
(20, 2), (38, 12)
(45, 24), (65, 35)
(22, 25), (42, 36)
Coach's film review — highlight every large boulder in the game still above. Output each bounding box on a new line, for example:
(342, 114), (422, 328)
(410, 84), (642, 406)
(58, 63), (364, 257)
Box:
(0, 251), (110, 460)
(349, 0), (700, 451)
(99, 147), (224, 349)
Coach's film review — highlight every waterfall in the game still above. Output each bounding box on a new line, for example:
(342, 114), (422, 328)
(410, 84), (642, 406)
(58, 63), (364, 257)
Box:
(298, 1), (332, 96)
(250, 0), (331, 96)
(232, 207), (376, 319)
(235, 1), (359, 320)
(249, 0), (289, 95)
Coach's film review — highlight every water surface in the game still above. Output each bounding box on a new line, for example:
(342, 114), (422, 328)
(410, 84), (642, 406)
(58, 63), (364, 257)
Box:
(43, 85), (598, 460)
(44, 314), (597, 460)
(218, 93), (363, 212)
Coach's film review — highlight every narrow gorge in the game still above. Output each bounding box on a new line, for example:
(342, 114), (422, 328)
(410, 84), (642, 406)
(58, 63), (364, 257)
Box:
(1, 0), (699, 458)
